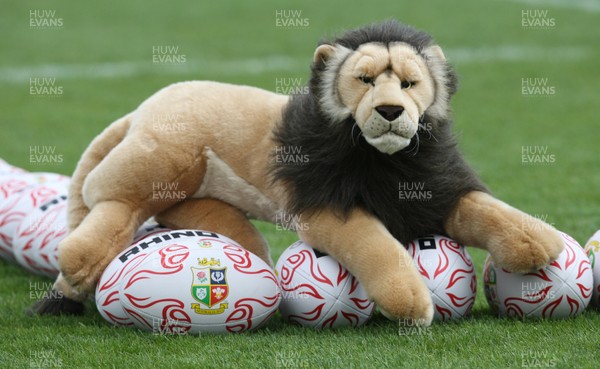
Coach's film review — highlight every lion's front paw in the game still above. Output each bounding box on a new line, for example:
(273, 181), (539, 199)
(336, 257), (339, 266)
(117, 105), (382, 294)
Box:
(58, 235), (111, 295)
(373, 272), (433, 326)
(488, 220), (564, 273)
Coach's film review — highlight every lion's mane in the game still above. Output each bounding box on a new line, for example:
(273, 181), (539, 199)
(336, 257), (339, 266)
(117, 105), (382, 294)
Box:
(272, 21), (487, 244)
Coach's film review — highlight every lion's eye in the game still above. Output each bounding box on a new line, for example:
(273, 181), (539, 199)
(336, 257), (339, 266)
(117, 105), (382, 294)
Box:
(358, 75), (374, 85)
(401, 80), (415, 89)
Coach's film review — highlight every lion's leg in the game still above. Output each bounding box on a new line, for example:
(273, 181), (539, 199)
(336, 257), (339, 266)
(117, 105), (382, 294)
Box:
(27, 200), (152, 316)
(156, 198), (272, 267)
(67, 114), (133, 231)
(59, 200), (153, 294)
(444, 191), (563, 273)
(28, 115), (137, 316)
(298, 208), (433, 325)
(28, 131), (206, 315)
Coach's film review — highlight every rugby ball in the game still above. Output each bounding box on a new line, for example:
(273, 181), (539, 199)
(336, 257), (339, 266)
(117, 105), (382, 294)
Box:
(275, 241), (375, 328)
(0, 173), (37, 212)
(132, 220), (170, 244)
(405, 235), (477, 321)
(95, 223), (172, 326)
(98, 230), (280, 334)
(0, 173), (69, 262)
(584, 230), (600, 309)
(483, 231), (593, 318)
(12, 194), (68, 277)
(0, 159), (26, 176)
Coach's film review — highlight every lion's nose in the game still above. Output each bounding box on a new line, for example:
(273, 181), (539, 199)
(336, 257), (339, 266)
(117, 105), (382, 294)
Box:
(375, 105), (404, 121)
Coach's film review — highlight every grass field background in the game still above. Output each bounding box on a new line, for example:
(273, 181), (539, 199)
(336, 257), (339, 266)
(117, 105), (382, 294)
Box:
(1, 0), (600, 368)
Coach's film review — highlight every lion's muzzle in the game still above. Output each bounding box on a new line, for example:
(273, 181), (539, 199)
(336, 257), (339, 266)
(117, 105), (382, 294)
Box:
(361, 106), (418, 154)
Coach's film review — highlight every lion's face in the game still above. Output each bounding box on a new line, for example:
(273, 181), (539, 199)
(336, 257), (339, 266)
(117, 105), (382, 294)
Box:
(314, 42), (449, 155)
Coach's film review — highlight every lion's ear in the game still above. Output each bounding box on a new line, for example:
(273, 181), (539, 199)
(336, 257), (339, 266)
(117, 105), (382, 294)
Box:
(313, 44), (337, 66)
(424, 45), (446, 62)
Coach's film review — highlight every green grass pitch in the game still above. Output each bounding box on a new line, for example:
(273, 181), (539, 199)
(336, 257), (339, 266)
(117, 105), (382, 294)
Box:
(1, 0), (600, 368)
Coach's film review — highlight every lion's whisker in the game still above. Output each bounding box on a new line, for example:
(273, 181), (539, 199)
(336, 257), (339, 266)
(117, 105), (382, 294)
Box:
(405, 131), (420, 156)
(418, 122), (438, 142)
(351, 122), (361, 146)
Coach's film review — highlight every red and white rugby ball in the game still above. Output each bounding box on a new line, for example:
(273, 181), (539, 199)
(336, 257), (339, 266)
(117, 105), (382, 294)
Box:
(483, 231), (593, 318)
(275, 241), (375, 328)
(12, 194), (68, 277)
(405, 235), (477, 321)
(583, 230), (600, 309)
(0, 173), (69, 262)
(0, 159), (26, 176)
(98, 230), (280, 334)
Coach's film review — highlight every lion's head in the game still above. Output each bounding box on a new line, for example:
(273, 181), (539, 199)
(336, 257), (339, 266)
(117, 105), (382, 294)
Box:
(309, 20), (457, 155)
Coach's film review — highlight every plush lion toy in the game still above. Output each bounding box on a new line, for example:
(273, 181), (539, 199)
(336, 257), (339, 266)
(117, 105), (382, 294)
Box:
(30, 20), (563, 325)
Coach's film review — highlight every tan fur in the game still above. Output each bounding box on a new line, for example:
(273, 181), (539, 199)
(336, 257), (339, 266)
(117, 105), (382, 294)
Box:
(156, 198), (272, 266)
(58, 82), (288, 298)
(444, 191), (563, 273)
(338, 43), (435, 123)
(53, 45), (561, 326)
(67, 113), (133, 231)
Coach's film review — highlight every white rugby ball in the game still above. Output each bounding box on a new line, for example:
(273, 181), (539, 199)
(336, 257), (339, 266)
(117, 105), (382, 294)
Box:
(12, 194), (68, 277)
(483, 231), (593, 319)
(0, 172), (61, 210)
(405, 235), (477, 321)
(0, 173), (69, 262)
(276, 241), (375, 328)
(583, 230), (600, 309)
(0, 159), (26, 176)
(0, 174), (37, 212)
(132, 220), (170, 244)
(99, 230), (280, 334)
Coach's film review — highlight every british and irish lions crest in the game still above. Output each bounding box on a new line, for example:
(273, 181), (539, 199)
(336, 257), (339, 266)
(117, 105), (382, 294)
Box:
(191, 267), (229, 314)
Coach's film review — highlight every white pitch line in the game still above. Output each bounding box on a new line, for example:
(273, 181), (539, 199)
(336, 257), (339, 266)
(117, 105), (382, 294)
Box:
(446, 45), (591, 63)
(0, 46), (592, 84)
(507, 0), (600, 13)
(0, 56), (305, 84)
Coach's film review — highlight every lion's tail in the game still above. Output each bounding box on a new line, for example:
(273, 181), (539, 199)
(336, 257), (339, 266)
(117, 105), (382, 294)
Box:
(67, 113), (133, 231)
